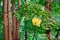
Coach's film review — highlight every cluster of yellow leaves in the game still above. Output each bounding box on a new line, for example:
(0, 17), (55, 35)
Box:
(32, 17), (42, 27)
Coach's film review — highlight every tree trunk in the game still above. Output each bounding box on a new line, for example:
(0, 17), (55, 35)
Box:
(45, 0), (52, 40)
(16, 0), (20, 40)
(24, 0), (28, 40)
(18, 0), (20, 8)
(46, 0), (51, 11)
(12, 3), (16, 40)
(3, 0), (8, 40)
(7, 0), (12, 40)
(46, 30), (52, 40)
(25, 28), (28, 40)
(16, 20), (20, 40)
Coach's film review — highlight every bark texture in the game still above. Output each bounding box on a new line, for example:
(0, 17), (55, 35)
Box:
(12, 3), (16, 40)
(7, 0), (12, 40)
(3, 0), (8, 40)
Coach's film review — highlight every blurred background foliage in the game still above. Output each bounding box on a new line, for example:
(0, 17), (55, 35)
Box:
(0, 0), (60, 40)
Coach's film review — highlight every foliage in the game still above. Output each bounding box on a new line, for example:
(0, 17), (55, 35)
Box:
(15, 2), (60, 34)
(0, 0), (60, 40)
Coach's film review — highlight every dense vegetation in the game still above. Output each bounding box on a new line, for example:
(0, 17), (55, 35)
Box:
(0, 0), (60, 40)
